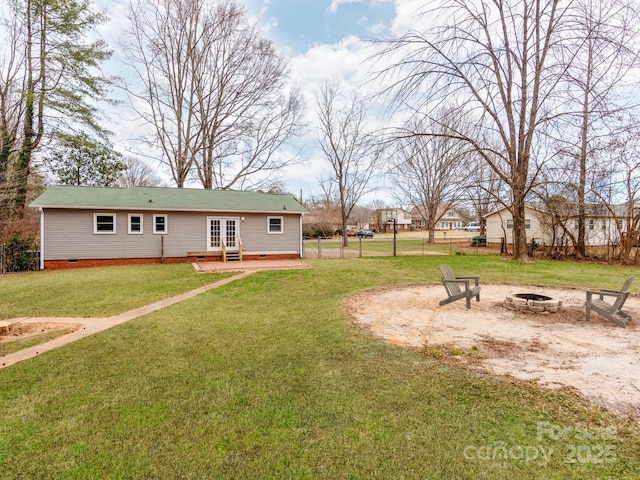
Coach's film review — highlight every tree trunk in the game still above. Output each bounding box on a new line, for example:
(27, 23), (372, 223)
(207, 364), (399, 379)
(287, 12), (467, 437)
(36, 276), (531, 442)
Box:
(576, 35), (594, 259)
(511, 197), (529, 261)
(341, 216), (348, 247)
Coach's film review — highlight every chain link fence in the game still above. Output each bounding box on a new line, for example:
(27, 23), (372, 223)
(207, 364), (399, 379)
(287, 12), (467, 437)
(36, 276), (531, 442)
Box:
(302, 235), (504, 259)
(303, 235), (629, 261)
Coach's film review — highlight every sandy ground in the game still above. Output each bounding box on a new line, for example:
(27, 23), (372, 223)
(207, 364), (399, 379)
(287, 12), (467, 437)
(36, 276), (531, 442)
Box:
(348, 284), (640, 422)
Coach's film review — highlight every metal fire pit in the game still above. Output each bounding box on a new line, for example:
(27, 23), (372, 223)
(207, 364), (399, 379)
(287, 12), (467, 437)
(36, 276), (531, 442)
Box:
(504, 293), (563, 313)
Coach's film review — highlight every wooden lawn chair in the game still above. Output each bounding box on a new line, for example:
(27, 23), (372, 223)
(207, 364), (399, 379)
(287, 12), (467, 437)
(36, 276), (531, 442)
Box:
(439, 264), (481, 310)
(585, 276), (634, 328)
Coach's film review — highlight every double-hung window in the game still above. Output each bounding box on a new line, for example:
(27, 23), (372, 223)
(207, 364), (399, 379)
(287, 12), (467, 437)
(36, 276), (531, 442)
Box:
(267, 216), (283, 234)
(94, 213), (116, 234)
(154, 214), (168, 234)
(128, 214), (143, 234)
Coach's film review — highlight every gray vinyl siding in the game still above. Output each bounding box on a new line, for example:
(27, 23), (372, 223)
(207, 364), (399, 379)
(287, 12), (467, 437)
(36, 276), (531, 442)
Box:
(42, 208), (302, 260)
(239, 214), (301, 253)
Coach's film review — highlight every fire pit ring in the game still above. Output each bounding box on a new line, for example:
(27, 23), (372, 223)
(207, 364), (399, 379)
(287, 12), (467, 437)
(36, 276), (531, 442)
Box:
(504, 293), (563, 313)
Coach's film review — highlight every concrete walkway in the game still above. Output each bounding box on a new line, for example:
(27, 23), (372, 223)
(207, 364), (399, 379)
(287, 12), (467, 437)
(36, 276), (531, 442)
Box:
(192, 259), (310, 273)
(1, 271), (254, 370)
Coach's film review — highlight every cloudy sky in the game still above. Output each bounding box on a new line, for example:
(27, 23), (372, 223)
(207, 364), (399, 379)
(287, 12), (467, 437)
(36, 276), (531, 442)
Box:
(244, 0), (403, 203)
(98, 0), (423, 203)
(245, 0), (396, 54)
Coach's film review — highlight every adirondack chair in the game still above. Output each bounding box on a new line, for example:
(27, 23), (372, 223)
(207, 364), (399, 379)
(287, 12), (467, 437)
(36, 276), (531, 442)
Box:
(585, 276), (634, 328)
(439, 264), (481, 310)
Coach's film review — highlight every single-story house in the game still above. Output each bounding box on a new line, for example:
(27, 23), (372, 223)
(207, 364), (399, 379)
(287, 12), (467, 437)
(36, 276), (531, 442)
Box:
(30, 185), (307, 269)
(484, 205), (624, 248)
(484, 206), (547, 247)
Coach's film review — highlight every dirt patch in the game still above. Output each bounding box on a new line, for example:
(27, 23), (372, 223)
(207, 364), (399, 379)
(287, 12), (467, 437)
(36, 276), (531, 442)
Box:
(348, 284), (640, 423)
(0, 322), (81, 342)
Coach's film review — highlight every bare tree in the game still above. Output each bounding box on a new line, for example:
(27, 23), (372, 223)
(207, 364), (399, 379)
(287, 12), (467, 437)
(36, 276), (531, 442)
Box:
(117, 156), (165, 187)
(591, 129), (640, 261)
(376, 0), (570, 260)
(552, 0), (640, 258)
(465, 157), (505, 235)
(390, 111), (473, 243)
(315, 80), (380, 247)
(123, 0), (304, 190)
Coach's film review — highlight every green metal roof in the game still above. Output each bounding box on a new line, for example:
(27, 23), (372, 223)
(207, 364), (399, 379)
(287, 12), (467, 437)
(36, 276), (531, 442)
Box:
(30, 185), (307, 214)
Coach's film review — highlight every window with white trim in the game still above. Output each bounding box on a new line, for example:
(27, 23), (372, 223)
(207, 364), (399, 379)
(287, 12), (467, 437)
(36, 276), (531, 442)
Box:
(94, 213), (116, 234)
(154, 214), (168, 234)
(267, 216), (283, 234)
(128, 214), (143, 234)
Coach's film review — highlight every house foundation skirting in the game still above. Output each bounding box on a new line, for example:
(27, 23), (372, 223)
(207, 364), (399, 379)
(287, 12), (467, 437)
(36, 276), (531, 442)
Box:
(44, 253), (300, 269)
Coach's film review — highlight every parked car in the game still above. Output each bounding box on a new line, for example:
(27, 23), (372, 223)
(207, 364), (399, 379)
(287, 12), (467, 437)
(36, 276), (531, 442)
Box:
(356, 230), (374, 238)
(346, 230), (356, 237)
(463, 222), (481, 232)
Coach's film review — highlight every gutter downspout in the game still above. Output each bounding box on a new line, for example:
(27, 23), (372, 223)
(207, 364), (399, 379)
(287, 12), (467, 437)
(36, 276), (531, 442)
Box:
(299, 215), (304, 258)
(39, 207), (45, 270)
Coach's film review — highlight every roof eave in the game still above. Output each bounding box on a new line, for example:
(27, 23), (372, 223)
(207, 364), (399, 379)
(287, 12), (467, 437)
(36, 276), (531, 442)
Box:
(33, 204), (306, 215)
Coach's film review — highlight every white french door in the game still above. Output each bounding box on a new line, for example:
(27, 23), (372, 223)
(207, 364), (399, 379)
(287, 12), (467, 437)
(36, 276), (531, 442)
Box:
(207, 217), (239, 252)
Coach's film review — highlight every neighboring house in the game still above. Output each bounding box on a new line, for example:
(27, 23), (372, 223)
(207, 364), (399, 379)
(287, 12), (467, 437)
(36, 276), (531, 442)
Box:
(484, 206), (547, 246)
(410, 205), (464, 230)
(30, 185), (307, 269)
(378, 208), (412, 232)
(435, 209), (464, 230)
(484, 205), (624, 248)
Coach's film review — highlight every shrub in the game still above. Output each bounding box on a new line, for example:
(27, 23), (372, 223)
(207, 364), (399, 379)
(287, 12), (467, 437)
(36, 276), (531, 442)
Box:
(303, 224), (334, 238)
(4, 232), (39, 272)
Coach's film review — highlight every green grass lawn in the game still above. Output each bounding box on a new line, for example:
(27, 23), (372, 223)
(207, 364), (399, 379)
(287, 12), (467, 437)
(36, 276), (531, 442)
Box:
(0, 264), (231, 318)
(304, 237), (464, 256)
(1, 257), (639, 478)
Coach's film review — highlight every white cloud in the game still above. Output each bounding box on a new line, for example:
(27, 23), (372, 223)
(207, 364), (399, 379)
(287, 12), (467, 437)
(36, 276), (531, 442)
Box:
(390, 0), (433, 35)
(327, 0), (356, 14)
(327, 0), (395, 15)
(368, 22), (387, 35)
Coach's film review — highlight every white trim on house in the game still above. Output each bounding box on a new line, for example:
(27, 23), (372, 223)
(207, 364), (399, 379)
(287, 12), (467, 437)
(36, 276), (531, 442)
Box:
(39, 208), (45, 270)
(267, 216), (284, 234)
(38, 204), (302, 215)
(206, 217), (241, 252)
(299, 216), (303, 258)
(153, 214), (168, 234)
(128, 213), (144, 235)
(93, 213), (117, 234)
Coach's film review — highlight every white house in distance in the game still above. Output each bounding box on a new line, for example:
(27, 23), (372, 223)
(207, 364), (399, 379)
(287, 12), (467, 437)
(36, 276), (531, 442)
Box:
(435, 209), (464, 230)
(30, 185), (307, 269)
(484, 205), (624, 248)
(410, 206), (465, 230)
(379, 208), (413, 233)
